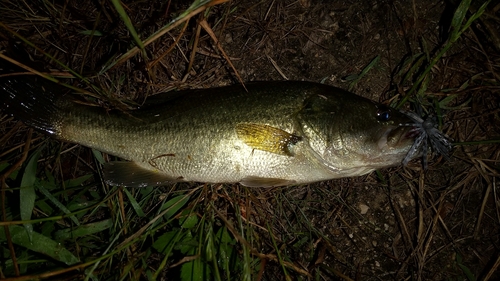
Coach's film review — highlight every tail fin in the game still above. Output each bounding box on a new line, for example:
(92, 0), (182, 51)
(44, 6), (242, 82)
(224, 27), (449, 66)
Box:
(1, 69), (66, 137)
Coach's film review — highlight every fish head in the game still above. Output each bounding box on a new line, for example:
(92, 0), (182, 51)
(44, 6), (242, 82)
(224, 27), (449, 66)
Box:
(297, 91), (417, 173)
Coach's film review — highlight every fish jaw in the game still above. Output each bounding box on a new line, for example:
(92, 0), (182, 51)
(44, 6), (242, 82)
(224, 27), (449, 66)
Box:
(370, 124), (417, 167)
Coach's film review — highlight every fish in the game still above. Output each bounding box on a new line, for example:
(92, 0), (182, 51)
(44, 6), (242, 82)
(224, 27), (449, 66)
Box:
(1, 74), (418, 187)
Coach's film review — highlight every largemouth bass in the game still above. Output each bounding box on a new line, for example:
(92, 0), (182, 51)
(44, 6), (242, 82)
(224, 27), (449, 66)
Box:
(1, 75), (417, 187)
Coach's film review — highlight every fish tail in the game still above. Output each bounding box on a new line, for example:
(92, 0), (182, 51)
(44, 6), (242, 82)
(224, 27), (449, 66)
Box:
(1, 73), (68, 137)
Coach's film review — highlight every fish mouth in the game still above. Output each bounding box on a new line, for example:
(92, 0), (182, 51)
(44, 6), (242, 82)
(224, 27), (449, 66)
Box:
(404, 125), (423, 139)
(384, 125), (419, 149)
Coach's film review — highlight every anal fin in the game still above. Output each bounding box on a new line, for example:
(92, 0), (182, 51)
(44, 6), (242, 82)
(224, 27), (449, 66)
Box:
(103, 161), (180, 187)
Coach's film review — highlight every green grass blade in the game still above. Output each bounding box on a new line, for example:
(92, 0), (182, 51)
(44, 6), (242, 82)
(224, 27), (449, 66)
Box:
(204, 218), (223, 281)
(37, 182), (80, 226)
(266, 221), (289, 279)
(399, 53), (425, 86)
(458, 1), (490, 37)
(19, 148), (43, 241)
(0, 225), (80, 265)
(348, 55), (380, 90)
(65, 174), (93, 188)
(152, 229), (187, 279)
(215, 226), (235, 280)
(180, 213), (199, 229)
(102, 0), (221, 73)
(449, 0), (471, 41)
(162, 194), (191, 220)
(123, 188), (145, 217)
(54, 219), (113, 240)
(235, 204), (253, 281)
(153, 230), (182, 255)
(110, 0), (146, 54)
(80, 30), (104, 36)
(181, 224), (206, 281)
(181, 257), (205, 281)
(92, 149), (106, 165)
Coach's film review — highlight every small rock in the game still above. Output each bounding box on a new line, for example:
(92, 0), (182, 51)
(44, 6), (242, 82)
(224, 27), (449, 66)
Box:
(224, 33), (233, 44)
(359, 203), (369, 214)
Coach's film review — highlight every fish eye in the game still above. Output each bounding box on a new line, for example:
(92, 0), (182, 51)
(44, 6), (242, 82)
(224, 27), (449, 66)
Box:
(376, 106), (391, 122)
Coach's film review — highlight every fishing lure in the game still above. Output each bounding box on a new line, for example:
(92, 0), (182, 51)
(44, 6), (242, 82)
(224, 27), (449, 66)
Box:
(402, 110), (452, 168)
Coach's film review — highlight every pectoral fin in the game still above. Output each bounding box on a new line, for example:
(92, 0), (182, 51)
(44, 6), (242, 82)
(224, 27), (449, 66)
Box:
(235, 123), (301, 156)
(240, 176), (296, 187)
(103, 161), (180, 187)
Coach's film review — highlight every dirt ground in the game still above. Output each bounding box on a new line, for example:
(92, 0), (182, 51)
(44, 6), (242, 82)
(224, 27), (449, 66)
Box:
(1, 0), (499, 280)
